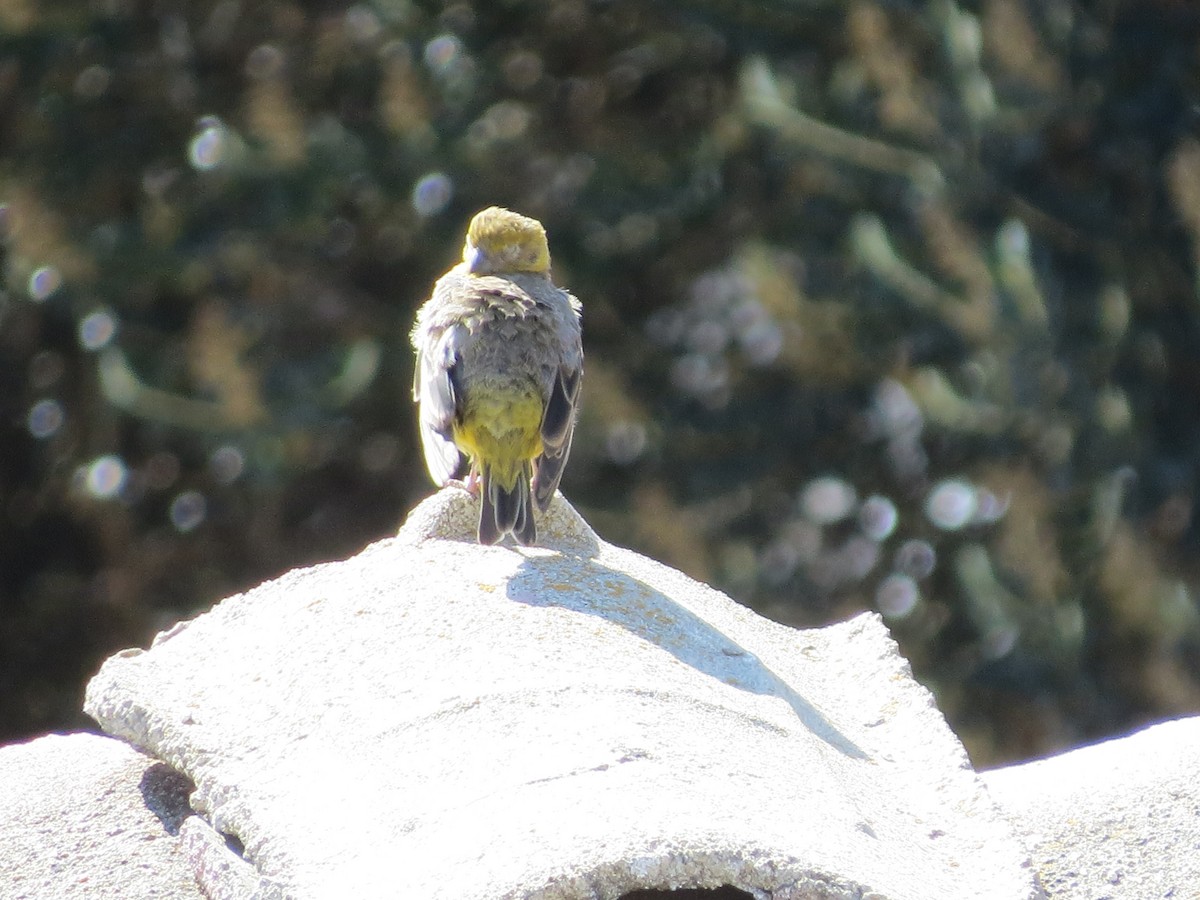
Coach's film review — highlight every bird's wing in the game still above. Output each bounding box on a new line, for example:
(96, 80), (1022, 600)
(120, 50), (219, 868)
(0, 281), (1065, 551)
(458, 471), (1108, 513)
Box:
(414, 323), (467, 486)
(532, 285), (583, 512)
(533, 360), (582, 512)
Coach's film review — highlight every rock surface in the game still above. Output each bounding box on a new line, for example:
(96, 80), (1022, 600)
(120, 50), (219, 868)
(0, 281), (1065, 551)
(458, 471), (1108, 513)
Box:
(0, 732), (201, 900)
(983, 716), (1200, 900)
(82, 489), (1040, 900)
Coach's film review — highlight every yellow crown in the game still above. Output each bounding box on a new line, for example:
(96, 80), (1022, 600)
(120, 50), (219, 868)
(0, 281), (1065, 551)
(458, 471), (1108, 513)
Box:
(463, 207), (551, 275)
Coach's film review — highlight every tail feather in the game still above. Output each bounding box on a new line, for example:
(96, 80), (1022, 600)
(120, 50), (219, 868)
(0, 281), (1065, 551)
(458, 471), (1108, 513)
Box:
(513, 485), (536, 545)
(478, 464), (536, 546)
(478, 478), (503, 545)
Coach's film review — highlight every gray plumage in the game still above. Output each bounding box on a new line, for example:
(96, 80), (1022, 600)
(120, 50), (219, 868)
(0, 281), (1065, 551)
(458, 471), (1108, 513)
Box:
(411, 220), (582, 545)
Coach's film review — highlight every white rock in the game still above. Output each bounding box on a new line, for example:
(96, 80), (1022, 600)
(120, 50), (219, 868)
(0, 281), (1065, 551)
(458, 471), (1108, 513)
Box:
(984, 716), (1200, 899)
(84, 489), (1039, 900)
(0, 732), (201, 900)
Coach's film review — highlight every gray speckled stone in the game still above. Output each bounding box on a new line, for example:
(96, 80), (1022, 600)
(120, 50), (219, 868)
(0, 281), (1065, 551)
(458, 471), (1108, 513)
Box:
(0, 732), (201, 900)
(984, 716), (1200, 900)
(84, 489), (1040, 900)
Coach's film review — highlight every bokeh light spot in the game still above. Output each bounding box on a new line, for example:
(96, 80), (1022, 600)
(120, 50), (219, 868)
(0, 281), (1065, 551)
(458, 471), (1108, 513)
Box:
(27, 399), (64, 439)
(859, 495), (899, 541)
(345, 5), (382, 43)
(189, 119), (227, 170)
(982, 626), (1019, 660)
(998, 218), (1030, 257)
(411, 172), (453, 217)
(85, 455), (127, 499)
(605, 421), (648, 465)
(28, 351), (65, 390)
(738, 319), (784, 366)
(28, 266), (62, 301)
(209, 445), (246, 484)
(423, 35), (462, 73)
(972, 488), (1008, 524)
(800, 476), (857, 525)
(872, 378), (923, 436)
(895, 539), (937, 579)
(79, 308), (118, 351)
(877, 573), (920, 618)
(170, 490), (207, 532)
(925, 478), (978, 530)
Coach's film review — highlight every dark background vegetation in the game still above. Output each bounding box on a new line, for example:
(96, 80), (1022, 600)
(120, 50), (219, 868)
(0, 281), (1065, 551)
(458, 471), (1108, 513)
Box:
(2, 0), (1199, 767)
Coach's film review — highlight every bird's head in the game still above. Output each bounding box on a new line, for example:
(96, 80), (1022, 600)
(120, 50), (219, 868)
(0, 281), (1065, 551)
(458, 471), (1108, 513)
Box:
(462, 207), (551, 275)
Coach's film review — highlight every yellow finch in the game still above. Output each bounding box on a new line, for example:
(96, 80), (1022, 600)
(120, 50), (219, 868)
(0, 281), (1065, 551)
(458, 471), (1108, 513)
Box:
(411, 207), (583, 545)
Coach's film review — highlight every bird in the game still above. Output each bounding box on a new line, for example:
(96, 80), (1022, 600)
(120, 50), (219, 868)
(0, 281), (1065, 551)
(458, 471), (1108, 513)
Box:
(410, 207), (583, 545)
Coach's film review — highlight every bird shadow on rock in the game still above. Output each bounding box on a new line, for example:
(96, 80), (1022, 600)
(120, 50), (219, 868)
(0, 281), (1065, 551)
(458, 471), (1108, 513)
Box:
(505, 552), (867, 760)
(408, 490), (867, 757)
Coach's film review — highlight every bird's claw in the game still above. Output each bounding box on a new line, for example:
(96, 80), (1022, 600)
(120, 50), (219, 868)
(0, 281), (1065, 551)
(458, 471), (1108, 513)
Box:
(445, 474), (481, 498)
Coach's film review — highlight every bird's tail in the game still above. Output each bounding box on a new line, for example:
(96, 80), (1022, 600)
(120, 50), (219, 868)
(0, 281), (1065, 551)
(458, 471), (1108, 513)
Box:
(478, 461), (536, 546)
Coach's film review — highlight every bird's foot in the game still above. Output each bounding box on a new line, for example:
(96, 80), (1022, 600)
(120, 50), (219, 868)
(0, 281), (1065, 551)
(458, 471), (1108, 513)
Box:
(445, 474), (480, 497)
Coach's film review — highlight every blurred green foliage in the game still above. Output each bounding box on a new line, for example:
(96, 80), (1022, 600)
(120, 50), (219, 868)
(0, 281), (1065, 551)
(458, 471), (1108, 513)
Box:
(2, 0), (1199, 766)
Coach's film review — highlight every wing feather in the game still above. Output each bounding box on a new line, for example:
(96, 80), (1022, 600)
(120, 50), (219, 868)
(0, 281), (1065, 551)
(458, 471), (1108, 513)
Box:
(414, 325), (467, 486)
(533, 363), (581, 511)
